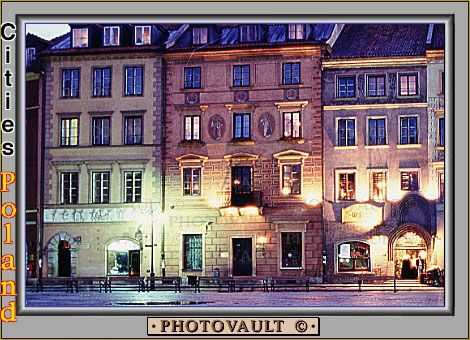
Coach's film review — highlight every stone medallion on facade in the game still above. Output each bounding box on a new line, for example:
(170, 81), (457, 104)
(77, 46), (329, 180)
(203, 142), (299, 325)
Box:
(258, 112), (275, 138)
(208, 114), (225, 141)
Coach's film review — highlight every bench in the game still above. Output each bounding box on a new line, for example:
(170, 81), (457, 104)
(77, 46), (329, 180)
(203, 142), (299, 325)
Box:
(268, 277), (311, 292)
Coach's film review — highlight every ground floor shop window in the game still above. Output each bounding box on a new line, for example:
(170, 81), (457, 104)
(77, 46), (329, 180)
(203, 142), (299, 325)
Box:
(106, 239), (140, 276)
(337, 241), (370, 272)
(183, 234), (202, 271)
(281, 232), (302, 268)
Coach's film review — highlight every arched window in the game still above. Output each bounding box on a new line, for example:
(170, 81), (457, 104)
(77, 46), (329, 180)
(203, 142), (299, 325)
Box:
(337, 241), (370, 272)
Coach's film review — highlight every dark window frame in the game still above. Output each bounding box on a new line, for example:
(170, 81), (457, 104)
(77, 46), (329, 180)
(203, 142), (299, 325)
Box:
(192, 27), (208, 45)
(398, 73), (418, 96)
(336, 75), (356, 98)
(124, 115), (143, 145)
(183, 234), (203, 271)
(282, 62), (301, 85)
(239, 25), (259, 42)
(400, 171), (419, 191)
(61, 68), (80, 98)
(400, 116), (419, 145)
(337, 241), (371, 272)
(337, 172), (356, 201)
(183, 167), (201, 196)
(337, 118), (356, 147)
(282, 163), (302, 195)
(183, 66), (202, 89)
(92, 67), (112, 97)
(438, 117), (445, 147)
(233, 64), (250, 87)
(124, 65), (144, 96)
(92, 116), (111, 145)
(366, 74), (386, 97)
(281, 232), (303, 269)
(233, 112), (251, 140)
(367, 117), (387, 145)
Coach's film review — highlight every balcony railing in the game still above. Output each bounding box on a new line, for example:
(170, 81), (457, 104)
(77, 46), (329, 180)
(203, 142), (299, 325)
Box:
(429, 96), (445, 110)
(218, 190), (263, 208)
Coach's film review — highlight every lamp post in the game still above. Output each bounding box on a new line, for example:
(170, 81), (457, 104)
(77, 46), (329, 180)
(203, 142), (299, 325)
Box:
(143, 206), (158, 290)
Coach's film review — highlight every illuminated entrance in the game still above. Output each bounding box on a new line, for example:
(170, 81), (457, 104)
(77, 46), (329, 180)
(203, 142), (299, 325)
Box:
(106, 240), (140, 276)
(391, 228), (429, 279)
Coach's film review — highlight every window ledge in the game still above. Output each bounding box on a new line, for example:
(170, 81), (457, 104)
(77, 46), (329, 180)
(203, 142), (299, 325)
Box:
(178, 140), (206, 147)
(365, 95), (387, 99)
(334, 96), (357, 101)
(365, 144), (389, 149)
(230, 85), (252, 90)
(280, 267), (303, 270)
(334, 145), (357, 150)
(230, 139), (255, 145)
(397, 144), (422, 149)
(180, 88), (202, 92)
(279, 137), (304, 144)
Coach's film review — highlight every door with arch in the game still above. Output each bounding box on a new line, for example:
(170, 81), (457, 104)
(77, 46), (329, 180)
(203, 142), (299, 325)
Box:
(392, 230), (428, 279)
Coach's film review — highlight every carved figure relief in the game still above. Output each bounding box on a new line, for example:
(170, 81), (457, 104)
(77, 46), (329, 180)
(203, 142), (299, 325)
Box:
(209, 114), (225, 141)
(258, 112), (275, 138)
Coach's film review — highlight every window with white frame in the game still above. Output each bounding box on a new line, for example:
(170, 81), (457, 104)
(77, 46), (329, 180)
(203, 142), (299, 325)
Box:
(104, 26), (120, 46)
(135, 25), (151, 45)
(282, 164), (301, 195)
(369, 171), (387, 202)
(288, 24), (305, 40)
(281, 232), (302, 268)
(26, 47), (36, 66)
(367, 117), (386, 145)
(61, 69), (80, 98)
(92, 117), (110, 145)
(72, 28), (88, 48)
(184, 115), (201, 141)
(366, 75), (386, 97)
(183, 234), (203, 271)
(399, 116), (418, 144)
(283, 111), (301, 138)
(60, 172), (79, 204)
(233, 113), (251, 139)
(92, 172), (110, 204)
(337, 76), (356, 98)
(124, 66), (143, 96)
(400, 171), (419, 191)
(92, 67), (111, 97)
(337, 118), (355, 146)
(60, 117), (79, 146)
(183, 167), (201, 196)
(192, 27), (208, 45)
(337, 171), (356, 201)
(124, 171), (142, 203)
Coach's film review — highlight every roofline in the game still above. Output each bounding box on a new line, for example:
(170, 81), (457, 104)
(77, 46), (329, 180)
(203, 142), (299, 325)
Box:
(40, 46), (165, 57)
(322, 56), (427, 69)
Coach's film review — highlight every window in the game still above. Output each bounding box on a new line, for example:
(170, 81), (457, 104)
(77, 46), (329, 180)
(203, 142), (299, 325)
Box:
(183, 168), (201, 196)
(124, 171), (142, 203)
(368, 117), (386, 145)
(61, 69), (80, 98)
(92, 67), (111, 97)
(438, 171), (445, 202)
(401, 171), (419, 191)
(26, 47), (36, 66)
(60, 172), (79, 204)
(184, 116), (200, 141)
(283, 111), (301, 138)
(231, 166), (252, 194)
(104, 26), (120, 46)
(337, 76), (356, 98)
(92, 117), (110, 145)
(92, 172), (110, 204)
(282, 62), (300, 85)
(183, 234), (203, 271)
(72, 28), (88, 48)
(399, 73), (418, 96)
(184, 67), (201, 89)
(124, 116), (143, 145)
(240, 25), (259, 42)
(282, 164), (301, 195)
(192, 27), (208, 45)
(337, 118), (355, 146)
(233, 65), (250, 87)
(135, 25), (151, 45)
(338, 172), (355, 201)
(400, 116), (418, 144)
(281, 232), (302, 268)
(233, 113), (250, 139)
(370, 171), (386, 202)
(288, 24), (305, 40)
(367, 75), (386, 97)
(60, 117), (79, 146)
(337, 242), (370, 272)
(124, 66), (143, 96)
(438, 117), (445, 146)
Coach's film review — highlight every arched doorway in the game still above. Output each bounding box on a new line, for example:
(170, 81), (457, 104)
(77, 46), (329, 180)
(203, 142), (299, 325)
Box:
(389, 225), (431, 279)
(58, 240), (71, 277)
(46, 232), (79, 277)
(106, 239), (141, 276)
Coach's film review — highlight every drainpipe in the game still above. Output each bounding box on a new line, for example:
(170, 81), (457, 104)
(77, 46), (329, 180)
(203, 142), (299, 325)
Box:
(38, 66), (47, 284)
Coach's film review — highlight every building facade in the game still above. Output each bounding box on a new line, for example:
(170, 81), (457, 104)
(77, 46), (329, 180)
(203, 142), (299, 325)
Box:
(162, 24), (332, 281)
(322, 24), (441, 282)
(40, 24), (166, 277)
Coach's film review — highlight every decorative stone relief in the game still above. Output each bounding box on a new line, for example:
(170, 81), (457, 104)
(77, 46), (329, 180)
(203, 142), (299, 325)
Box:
(185, 92), (200, 105)
(258, 112), (275, 138)
(234, 90), (249, 103)
(208, 114), (225, 141)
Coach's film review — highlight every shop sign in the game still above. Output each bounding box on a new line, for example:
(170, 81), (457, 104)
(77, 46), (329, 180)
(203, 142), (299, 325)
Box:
(341, 203), (383, 227)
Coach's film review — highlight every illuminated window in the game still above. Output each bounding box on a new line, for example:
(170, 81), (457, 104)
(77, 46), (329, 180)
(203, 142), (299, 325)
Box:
(281, 232), (302, 268)
(124, 116), (142, 145)
(401, 171), (419, 191)
(370, 171), (386, 202)
(192, 27), (208, 45)
(60, 172), (79, 204)
(288, 24), (305, 40)
(103, 26), (120, 46)
(368, 117), (386, 145)
(282, 62), (300, 85)
(283, 112), (301, 138)
(233, 113), (251, 139)
(338, 241), (370, 272)
(183, 234), (202, 271)
(438, 117), (445, 146)
(60, 117), (79, 146)
(400, 116), (418, 144)
(233, 65), (250, 87)
(135, 26), (151, 45)
(72, 28), (88, 48)
(92, 117), (110, 145)
(337, 76), (355, 98)
(367, 75), (386, 97)
(438, 171), (445, 202)
(124, 171), (142, 203)
(183, 168), (201, 196)
(92, 67), (111, 97)
(92, 172), (110, 204)
(124, 66), (143, 96)
(184, 116), (200, 141)
(61, 69), (80, 98)
(282, 164), (301, 195)
(337, 118), (356, 146)
(337, 172), (355, 201)
(399, 73), (418, 96)
(184, 67), (201, 89)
